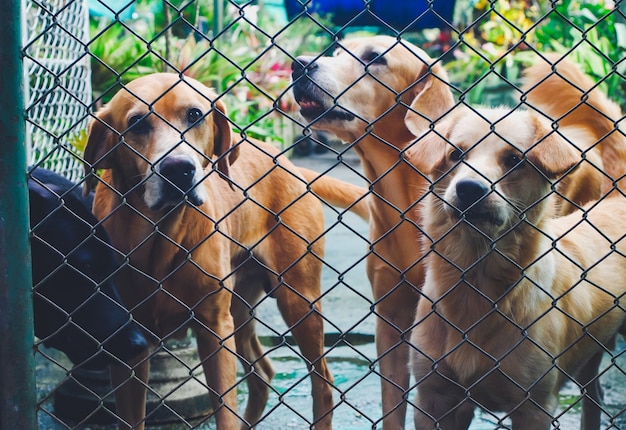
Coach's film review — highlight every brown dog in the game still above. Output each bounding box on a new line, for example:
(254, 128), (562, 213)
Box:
(83, 73), (368, 429)
(406, 104), (626, 429)
(292, 35), (455, 429)
(292, 37), (623, 428)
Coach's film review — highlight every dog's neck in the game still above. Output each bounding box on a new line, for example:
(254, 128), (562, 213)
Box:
(343, 110), (416, 151)
(353, 133), (427, 203)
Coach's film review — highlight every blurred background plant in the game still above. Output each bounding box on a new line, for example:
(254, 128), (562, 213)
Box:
(88, 0), (334, 146)
(87, 0), (626, 152)
(447, 0), (626, 108)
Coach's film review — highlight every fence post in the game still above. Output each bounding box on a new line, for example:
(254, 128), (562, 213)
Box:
(0, 0), (36, 428)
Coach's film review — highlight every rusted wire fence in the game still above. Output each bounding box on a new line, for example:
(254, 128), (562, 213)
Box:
(18, 0), (626, 429)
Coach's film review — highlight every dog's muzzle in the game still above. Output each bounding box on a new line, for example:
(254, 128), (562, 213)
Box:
(146, 155), (205, 210)
(291, 56), (355, 122)
(161, 156), (196, 191)
(291, 56), (317, 81)
(453, 179), (503, 226)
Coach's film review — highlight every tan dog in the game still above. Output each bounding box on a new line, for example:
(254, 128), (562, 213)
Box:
(83, 73), (369, 430)
(291, 35), (455, 429)
(522, 54), (626, 213)
(291, 37), (623, 428)
(406, 105), (626, 430)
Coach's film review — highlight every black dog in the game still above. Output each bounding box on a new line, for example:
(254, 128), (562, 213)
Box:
(29, 168), (147, 369)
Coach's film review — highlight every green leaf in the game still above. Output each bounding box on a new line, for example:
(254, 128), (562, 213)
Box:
(615, 23), (626, 49)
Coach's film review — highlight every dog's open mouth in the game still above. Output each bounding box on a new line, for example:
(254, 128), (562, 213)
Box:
(296, 94), (326, 118)
(292, 83), (355, 122)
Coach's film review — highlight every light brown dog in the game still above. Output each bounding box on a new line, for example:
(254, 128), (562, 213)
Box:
(406, 104), (626, 429)
(291, 35), (455, 429)
(83, 73), (368, 430)
(292, 37), (624, 428)
(522, 54), (626, 213)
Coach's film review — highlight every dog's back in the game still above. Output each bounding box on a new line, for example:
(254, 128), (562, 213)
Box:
(549, 196), (626, 360)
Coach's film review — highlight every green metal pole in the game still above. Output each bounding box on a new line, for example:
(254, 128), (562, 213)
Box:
(0, 0), (36, 428)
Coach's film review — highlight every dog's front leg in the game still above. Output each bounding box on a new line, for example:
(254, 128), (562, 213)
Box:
(110, 349), (150, 430)
(412, 371), (474, 430)
(579, 351), (605, 430)
(371, 271), (417, 429)
(195, 310), (241, 429)
(510, 403), (555, 430)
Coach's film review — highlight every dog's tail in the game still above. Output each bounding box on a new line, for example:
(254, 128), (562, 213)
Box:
(298, 167), (370, 221)
(523, 54), (626, 191)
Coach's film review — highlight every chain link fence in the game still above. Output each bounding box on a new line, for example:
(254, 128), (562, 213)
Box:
(25, 0), (91, 181)
(20, 0), (626, 429)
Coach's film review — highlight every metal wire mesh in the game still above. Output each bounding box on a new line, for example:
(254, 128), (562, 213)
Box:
(24, 0), (91, 181)
(21, 1), (626, 429)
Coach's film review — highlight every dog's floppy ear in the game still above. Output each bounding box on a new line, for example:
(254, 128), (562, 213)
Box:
(212, 99), (240, 182)
(405, 68), (455, 137)
(83, 108), (118, 193)
(527, 114), (580, 179)
(405, 103), (463, 176)
(405, 123), (453, 177)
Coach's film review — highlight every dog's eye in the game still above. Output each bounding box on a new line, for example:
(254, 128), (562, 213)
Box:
(187, 108), (204, 126)
(504, 153), (524, 170)
(362, 51), (387, 65)
(449, 148), (463, 162)
(127, 114), (150, 134)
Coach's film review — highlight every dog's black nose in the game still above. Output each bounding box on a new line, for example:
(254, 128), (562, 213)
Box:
(456, 179), (489, 210)
(159, 157), (197, 192)
(292, 56), (317, 80)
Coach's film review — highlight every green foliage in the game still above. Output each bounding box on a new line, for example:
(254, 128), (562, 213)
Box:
(88, 1), (334, 145)
(533, 1), (626, 107)
(446, 0), (626, 108)
(135, 0), (216, 38)
(89, 19), (161, 102)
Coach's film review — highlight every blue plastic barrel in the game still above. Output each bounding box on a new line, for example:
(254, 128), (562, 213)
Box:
(284, 0), (456, 30)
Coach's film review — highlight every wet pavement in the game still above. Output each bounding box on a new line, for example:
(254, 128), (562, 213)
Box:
(36, 147), (626, 429)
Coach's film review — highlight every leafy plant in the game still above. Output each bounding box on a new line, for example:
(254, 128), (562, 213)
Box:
(88, 1), (334, 145)
(532, 1), (626, 107)
(88, 18), (171, 104)
(446, 0), (626, 108)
